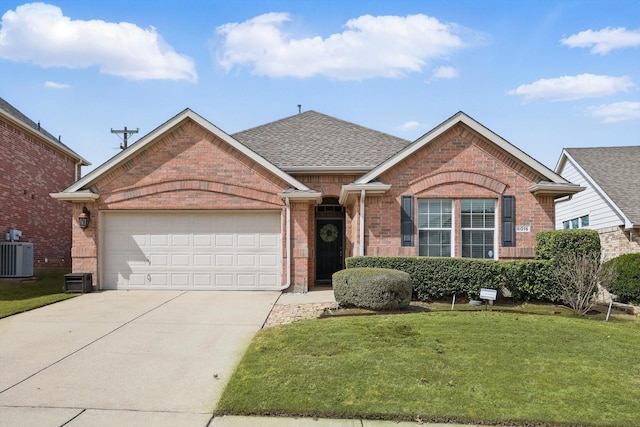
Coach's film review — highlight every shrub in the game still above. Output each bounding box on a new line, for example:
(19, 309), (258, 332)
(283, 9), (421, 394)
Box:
(535, 229), (601, 261)
(332, 267), (412, 311)
(554, 252), (615, 315)
(501, 260), (562, 303)
(602, 253), (640, 304)
(346, 257), (502, 301)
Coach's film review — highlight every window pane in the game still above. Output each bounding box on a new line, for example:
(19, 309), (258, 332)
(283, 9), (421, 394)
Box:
(563, 221), (570, 229)
(442, 214), (452, 228)
(581, 215), (589, 227)
(461, 199), (496, 230)
(571, 218), (579, 229)
(418, 230), (451, 257)
(428, 214), (441, 228)
(462, 230), (494, 259)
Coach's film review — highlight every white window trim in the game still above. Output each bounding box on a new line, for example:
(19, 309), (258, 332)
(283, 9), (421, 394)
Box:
(459, 199), (497, 260)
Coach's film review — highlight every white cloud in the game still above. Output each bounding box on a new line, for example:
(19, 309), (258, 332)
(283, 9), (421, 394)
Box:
(397, 121), (426, 131)
(588, 102), (640, 123)
(561, 27), (640, 54)
(431, 66), (458, 79)
(44, 81), (70, 89)
(216, 13), (477, 80)
(507, 74), (634, 101)
(0, 3), (197, 82)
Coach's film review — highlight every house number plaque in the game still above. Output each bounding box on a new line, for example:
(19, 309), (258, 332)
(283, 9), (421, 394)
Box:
(515, 225), (531, 233)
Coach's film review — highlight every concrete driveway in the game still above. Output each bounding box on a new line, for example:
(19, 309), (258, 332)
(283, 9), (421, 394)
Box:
(0, 290), (280, 427)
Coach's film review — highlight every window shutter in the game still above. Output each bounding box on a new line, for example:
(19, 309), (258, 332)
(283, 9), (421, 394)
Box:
(401, 196), (414, 247)
(502, 195), (515, 247)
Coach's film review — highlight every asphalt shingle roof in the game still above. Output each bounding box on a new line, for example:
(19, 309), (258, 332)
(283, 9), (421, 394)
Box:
(0, 96), (80, 156)
(566, 146), (640, 225)
(232, 110), (410, 170)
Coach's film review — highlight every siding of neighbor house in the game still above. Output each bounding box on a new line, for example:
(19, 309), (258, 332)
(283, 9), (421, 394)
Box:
(555, 148), (640, 261)
(0, 100), (86, 270)
(555, 160), (622, 230)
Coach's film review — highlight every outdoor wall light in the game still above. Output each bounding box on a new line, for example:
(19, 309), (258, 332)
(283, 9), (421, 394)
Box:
(79, 207), (91, 229)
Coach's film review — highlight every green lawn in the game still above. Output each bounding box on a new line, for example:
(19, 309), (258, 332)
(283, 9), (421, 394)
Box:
(216, 311), (640, 426)
(0, 270), (77, 318)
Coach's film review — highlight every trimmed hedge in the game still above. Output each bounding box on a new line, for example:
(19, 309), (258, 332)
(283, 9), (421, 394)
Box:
(500, 260), (562, 303)
(346, 257), (502, 300)
(602, 253), (640, 304)
(346, 256), (561, 303)
(332, 267), (412, 310)
(535, 229), (601, 261)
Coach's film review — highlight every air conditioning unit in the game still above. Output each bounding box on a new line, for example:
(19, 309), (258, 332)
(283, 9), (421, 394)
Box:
(0, 242), (34, 278)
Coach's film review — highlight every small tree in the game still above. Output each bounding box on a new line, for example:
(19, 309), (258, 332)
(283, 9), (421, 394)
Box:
(554, 251), (615, 315)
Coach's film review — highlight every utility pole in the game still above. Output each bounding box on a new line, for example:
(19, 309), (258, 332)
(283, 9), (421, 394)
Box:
(111, 126), (139, 150)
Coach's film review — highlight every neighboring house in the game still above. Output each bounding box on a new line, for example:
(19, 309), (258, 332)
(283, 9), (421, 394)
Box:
(0, 96), (90, 271)
(555, 147), (640, 261)
(51, 109), (582, 291)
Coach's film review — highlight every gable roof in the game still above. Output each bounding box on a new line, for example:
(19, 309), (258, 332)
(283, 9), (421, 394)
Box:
(0, 96), (90, 165)
(55, 109), (316, 198)
(233, 110), (410, 173)
(557, 146), (640, 227)
(355, 111), (581, 196)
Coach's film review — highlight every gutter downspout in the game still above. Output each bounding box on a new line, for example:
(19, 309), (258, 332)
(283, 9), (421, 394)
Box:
(74, 160), (82, 181)
(280, 198), (292, 290)
(359, 189), (365, 256)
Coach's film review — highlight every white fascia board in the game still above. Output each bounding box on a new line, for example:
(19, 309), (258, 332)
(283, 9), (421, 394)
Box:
(62, 109), (311, 193)
(357, 112), (568, 185)
(339, 182), (392, 205)
(278, 190), (323, 203)
(283, 166), (373, 175)
(528, 182), (585, 196)
(0, 109), (90, 166)
(558, 151), (633, 228)
(50, 191), (99, 202)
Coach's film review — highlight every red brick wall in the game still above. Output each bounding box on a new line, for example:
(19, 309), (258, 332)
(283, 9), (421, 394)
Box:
(1, 117), (79, 270)
(73, 119), (297, 287)
(292, 174), (358, 287)
(361, 123), (554, 259)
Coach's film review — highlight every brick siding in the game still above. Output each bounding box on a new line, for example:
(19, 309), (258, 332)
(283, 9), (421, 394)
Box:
(358, 123), (554, 259)
(1, 117), (79, 270)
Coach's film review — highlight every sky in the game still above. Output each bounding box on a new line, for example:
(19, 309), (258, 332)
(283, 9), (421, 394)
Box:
(1, 0), (639, 174)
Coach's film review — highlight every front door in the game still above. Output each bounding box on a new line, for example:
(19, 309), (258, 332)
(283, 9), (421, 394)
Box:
(315, 219), (343, 284)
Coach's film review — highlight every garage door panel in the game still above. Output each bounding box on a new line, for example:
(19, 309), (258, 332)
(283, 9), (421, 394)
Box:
(237, 254), (257, 267)
(214, 254), (233, 266)
(172, 234), (191, 246)
(214, 274), (233, 286)
(193, 235), (212, 247)
(150, 235), (169, 247)
(215, 234), (234, 246)
(194, 254), (213, 266)
(260, 254), (278, 267)
(103, 211), (281, 290)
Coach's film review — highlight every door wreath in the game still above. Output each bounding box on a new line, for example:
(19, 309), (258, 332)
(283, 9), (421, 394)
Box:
(319, 223), (339, 243)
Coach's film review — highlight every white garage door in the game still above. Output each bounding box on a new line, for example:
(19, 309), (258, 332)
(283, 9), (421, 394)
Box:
(102, 211), (282, 290)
